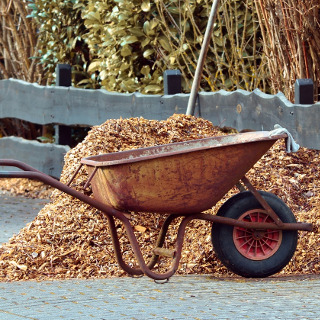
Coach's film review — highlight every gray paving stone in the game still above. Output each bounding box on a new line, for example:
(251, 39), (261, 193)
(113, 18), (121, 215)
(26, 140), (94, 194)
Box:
(0, 276), (320, 320)
(0, 194), (319, 320)
(0, 192), (49, 244)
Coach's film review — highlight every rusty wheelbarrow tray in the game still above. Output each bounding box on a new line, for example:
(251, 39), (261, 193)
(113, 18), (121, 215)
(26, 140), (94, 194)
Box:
(0, 131), (313, 281)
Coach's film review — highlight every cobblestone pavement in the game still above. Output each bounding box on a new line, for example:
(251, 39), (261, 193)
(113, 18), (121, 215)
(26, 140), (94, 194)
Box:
(0, 194), (319, 320)
(1, 275), (320, 320)
(0, 192), (49, 244)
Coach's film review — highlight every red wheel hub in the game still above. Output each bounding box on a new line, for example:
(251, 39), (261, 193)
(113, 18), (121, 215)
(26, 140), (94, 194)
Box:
(233, 209), (282, 260)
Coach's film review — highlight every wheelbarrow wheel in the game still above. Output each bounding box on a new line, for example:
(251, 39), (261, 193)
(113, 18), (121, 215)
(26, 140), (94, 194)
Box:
(211, 191), (297, 278)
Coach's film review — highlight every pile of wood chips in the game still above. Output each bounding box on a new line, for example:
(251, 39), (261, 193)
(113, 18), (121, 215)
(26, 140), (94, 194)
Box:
(0, 179), (53, 199)
(0, 114), (319, 281)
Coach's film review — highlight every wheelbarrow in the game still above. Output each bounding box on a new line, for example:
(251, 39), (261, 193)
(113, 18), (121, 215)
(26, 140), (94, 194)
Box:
(0, 130), (313, 281)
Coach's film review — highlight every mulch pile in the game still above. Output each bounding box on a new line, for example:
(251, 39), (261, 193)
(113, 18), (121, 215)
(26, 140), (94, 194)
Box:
(0, 114), (319, 281)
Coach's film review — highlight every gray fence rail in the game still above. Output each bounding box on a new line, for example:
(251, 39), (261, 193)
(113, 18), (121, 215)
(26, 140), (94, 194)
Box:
(0, 78), (319, 177)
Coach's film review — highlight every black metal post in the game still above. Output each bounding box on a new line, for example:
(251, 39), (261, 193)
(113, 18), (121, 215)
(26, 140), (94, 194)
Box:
(56, 64), (72, 87)
(55, 64), (72, 146)
(163, 70), (182, 95)
(294, 79), (314, 104)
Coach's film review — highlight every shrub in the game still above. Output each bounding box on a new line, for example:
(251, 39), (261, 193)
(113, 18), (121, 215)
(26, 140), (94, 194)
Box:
(82, 0), (268, 93)
(26, 0), (268, 93)
(27, 0), (90, 85)
(255, 0), (320, 102)
(0, 0), (43, 82)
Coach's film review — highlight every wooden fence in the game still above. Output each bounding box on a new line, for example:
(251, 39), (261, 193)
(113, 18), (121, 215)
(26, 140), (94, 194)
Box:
(0, 78), (319, 177)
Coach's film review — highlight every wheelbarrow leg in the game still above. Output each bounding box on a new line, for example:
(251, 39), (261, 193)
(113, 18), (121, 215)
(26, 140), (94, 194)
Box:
(106, 215), (144, 276)
(148, 214), (183, 270)
(102, 210), (195, 281)
(105, 213), (185, 279)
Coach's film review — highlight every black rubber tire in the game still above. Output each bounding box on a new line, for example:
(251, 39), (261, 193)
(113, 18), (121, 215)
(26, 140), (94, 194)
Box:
(211, 191), (298, 278)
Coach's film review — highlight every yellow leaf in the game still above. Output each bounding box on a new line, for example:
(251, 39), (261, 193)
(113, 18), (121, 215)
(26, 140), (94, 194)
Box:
(88, 61), (101, 73)
(159, 37), (171, 52)
(141, 65), (150, 76)
(141, 1), (151, 12)
(169, 56), (176, 64)
(143, 49), (154, 58)
(120, 63), (130, 71)
(144, 85), (162, 93)
(121, 36), (139, 46)
(85, 11), (100, 22)
(121, 45), (132, 57)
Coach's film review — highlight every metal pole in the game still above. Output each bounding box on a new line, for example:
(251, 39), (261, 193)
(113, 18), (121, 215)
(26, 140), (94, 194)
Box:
(186, 0), (221, 115)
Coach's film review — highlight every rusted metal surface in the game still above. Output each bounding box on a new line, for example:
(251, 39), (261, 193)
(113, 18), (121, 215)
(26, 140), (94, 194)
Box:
(82, 131), (286, 214)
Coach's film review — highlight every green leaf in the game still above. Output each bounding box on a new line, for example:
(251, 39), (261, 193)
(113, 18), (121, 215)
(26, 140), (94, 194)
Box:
(28, 3), (38, 10)
(121, 35), (139, 46)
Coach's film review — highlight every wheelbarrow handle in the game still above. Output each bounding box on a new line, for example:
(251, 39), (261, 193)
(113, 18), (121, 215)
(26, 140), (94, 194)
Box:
(0, 159), (186, 281)
(0, 159), (42, 173)
(0, 159), (123, 220)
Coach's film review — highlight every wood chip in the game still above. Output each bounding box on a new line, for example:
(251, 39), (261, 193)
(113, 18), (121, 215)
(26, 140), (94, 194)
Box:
(0, 114), (319, 281)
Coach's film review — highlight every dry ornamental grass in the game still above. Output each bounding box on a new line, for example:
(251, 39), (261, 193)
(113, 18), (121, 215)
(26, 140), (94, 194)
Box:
(0, 114), (319, 281)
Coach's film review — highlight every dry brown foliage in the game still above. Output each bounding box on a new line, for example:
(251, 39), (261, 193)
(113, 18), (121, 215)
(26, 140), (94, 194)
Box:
(0, 0), (43, 82)
(0, 0), (46, 140)
(255, 0), (320, 101)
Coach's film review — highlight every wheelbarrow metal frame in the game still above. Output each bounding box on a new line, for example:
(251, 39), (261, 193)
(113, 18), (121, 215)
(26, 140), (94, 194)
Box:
(0, 159), (313, 281)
